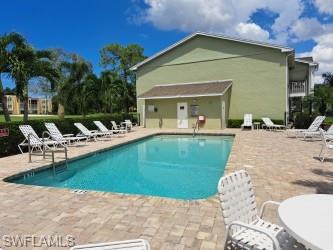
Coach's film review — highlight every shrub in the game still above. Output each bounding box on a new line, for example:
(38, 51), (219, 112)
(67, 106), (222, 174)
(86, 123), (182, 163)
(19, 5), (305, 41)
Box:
(227, 119), (243, 128)
(325, 116), (333, 125)
(294, 113), (315, 129)
(0, 113), (137, 157)
(227, 118), (284, 128)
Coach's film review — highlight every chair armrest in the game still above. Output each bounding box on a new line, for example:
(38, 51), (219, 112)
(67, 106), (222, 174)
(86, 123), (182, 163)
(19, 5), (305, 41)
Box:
(259, 200), (281, 218)
(28, 133), (51, 150)
(227, 221), (280, 250)
(63, 133), (74, 137)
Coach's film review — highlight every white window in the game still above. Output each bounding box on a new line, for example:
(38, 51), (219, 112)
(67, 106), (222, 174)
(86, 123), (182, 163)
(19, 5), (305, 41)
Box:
(148, 105), (155, 112)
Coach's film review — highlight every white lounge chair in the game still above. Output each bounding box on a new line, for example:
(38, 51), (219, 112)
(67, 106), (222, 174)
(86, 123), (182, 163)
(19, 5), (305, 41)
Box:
(218, 170), (295, 250)
(70, 239), (150, 250)
(18, 125), (63, 153)
(18, 125), (67, 162)
(262, 117), (285, 130)
(286, 115), (326, 138)
(319, 128), (333, 162)
(325, 124), (333, 140)
(74, 123), (110, 141)
(125, 119), (137, 127)
(111, 121), (127, 133)
(45, 122), (87, 145)
(241, 114), (253, 130)
(93, 121), (124, 137)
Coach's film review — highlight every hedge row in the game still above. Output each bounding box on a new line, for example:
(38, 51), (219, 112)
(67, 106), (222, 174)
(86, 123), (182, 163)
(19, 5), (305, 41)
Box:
(227, 119), (284, 128)
(0, 114), (137, 157)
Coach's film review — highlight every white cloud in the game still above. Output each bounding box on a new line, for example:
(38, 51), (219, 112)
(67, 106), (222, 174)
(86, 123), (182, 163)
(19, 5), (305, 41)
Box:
(236, 22), (269, 41)
(314, 0), (333, 15)
(133, 0), (333, 81)
(139, 0), (304, 43)
(291, 18), (325, 41)
(299, 33), (333, 83)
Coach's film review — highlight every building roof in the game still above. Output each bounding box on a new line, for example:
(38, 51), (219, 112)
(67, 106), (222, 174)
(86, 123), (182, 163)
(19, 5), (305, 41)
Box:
(295, 57), (318, 67)
(296, 56), (313, 62)
(130, 32), (294, 71)
(137, 80), (232, 99)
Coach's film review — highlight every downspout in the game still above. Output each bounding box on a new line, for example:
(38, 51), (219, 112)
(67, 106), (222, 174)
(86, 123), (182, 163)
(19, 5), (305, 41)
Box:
(285, 52), (294, 125)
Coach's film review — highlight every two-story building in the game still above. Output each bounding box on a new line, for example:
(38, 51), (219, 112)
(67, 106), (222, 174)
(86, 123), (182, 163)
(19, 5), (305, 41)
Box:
(131, 32), (318, 129)
(0, 95), (52, 115)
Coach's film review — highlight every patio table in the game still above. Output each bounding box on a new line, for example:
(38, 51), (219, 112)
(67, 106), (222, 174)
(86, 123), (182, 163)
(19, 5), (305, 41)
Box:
(121, 121), (132, 131)
(253, 122), (260, 130)
(278, 194), (333, 250)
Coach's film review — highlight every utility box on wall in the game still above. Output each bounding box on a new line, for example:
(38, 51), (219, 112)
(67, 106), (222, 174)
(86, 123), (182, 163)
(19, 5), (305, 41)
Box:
(190, 105), (199, 117)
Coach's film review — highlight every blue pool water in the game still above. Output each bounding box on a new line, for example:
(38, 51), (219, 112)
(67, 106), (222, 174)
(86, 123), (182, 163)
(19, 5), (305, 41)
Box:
(11, 135), (233, 200)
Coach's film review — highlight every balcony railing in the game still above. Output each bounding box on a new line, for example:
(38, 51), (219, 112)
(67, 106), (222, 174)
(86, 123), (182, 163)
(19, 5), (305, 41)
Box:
(289, 81), (307, 96)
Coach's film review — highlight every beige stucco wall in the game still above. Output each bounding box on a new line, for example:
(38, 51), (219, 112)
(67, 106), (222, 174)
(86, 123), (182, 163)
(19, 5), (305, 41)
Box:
(144, 95), (229, 129)
(136, 35), (288, 128)
(2, 95), (52, 115)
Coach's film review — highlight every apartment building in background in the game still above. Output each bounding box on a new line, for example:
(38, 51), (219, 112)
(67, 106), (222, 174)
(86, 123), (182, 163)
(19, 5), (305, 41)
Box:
(0, 95), (52, 115)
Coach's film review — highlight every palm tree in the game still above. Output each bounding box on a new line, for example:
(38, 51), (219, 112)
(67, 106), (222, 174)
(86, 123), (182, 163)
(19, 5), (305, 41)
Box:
(10, 45), (59, 122)
(100, 70), (124, 113)
(0, 32), (26, 122)
(100, 44), (145, 113)
(59, 55), (93, 116)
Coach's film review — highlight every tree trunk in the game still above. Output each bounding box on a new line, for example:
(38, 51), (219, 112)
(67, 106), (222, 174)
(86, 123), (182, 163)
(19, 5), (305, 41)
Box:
(123, 98), (129, 114)
(0, 76), (11, 122)
(58, 103), (65, 118)
(23, 84), (29, 122)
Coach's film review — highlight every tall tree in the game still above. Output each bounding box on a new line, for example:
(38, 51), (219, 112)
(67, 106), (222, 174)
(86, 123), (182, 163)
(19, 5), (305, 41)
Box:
(322, 72), (333, 87)
(10, 45), (59, 122)
(100, 70), (124, 113)
(49, 49), (75, 117)
(0, 32), (26, 122)
(60, 55), (93, 116)
(303, 72), (333, 115)
(100, 44), (145, 113)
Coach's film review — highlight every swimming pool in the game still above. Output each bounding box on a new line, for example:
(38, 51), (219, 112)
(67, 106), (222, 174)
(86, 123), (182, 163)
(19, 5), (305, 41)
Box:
(9, 134), (233, 200)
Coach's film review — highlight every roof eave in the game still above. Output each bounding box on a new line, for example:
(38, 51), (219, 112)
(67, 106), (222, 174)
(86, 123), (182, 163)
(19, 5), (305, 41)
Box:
(138, 80), (232, 100)
(295, 59), (318, 66)
(138, 93), (224, 100)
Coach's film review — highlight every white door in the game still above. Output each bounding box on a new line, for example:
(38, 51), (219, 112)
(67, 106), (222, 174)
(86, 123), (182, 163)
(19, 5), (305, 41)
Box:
(177, 102), (188, 128)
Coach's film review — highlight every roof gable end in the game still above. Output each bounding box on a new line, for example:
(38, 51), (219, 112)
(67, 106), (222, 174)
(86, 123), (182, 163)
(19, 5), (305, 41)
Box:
(130, 32), (294, 71)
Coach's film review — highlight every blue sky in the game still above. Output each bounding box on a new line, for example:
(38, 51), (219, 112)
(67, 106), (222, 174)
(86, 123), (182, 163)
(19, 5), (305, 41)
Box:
(1, 0), (333, 88)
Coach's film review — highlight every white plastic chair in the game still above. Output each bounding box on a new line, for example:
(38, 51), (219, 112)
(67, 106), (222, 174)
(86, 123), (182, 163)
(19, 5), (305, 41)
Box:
(70, 239), (150, 250)
(18, 125), (60, 153)
(18, 125), (68, 163)
(286, 116), (326, 138)
(125, 119), (137, 127)
(262, 118), (285, 131)
(319, 128), (333, 162)
(93, 121), (124, 137)
(241, 114), (253, 130)
(74, 123), (110, 141)
(111, 121), (127, 133)
(45, 122), (87, 144)
(218, 170), (295, 250)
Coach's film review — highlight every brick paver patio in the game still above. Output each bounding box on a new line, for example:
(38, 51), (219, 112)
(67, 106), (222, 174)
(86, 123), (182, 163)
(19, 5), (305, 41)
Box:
(0, 128), (332, 249)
